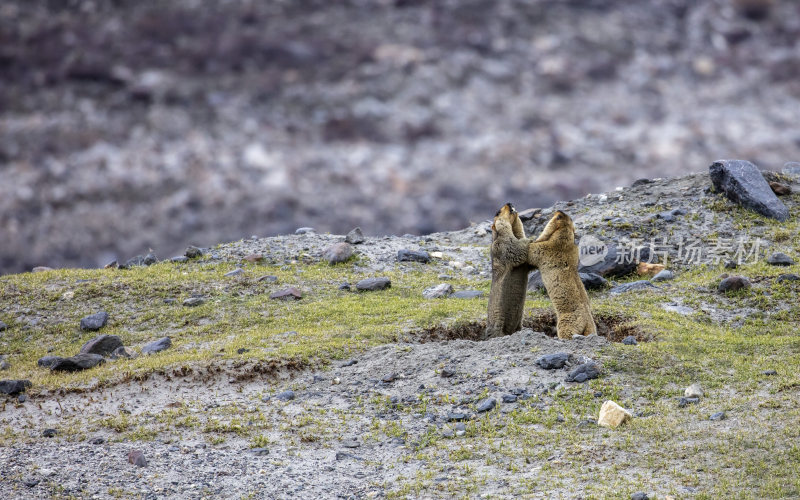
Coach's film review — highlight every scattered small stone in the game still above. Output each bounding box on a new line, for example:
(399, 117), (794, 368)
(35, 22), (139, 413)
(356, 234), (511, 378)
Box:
(341, 360), (357, 367)
(80, 311), (109, 331)
(224, 268), (244, 277)
(631, 493), (649, 500)
(762, 369), (778, 376)
(250, 447), (269, 456)
(440, 367), (456, 378)
(718, 275), (751, 293)
(678, 396), (700, 408)
(270, 287), (303, 300)
(141, 337), (172, 355)
(423, 283), (454, 299)
(684, 383), (704, 398)
(566, 362), (600, 383)
(767, 252), (795, 266)
(597, 400), (632, 429)
(345, 227), (365, 244)
(182, 297), (205, 307)
(257, 275), (278, 283)
(128, 449), (147, 467)
(335, 451), (363, 461)
(80, 334), (123, 356)
(185, 246), (203, 258)
(768, 181), (792, 196)
(90, 437), (105, 445)
(651, 270), (674, 282)
(110, 346), (137, 359)
(31, 266), (54, 273)
(17, 394), (27, 402)
(451, 290), (484, 299)
(441, 427), (455, 438)
(244, 253), (264, 263)
(37, 356), (61, 368)
(579, 272), (608, 290)
(608, 280), (660, 294)
(476, 398), (496, 413)
(275, 390), (295, 401)
(724, 260), (738, 269)
(709, 159), (789, 221)
(0, 379), (32, 395)
(22, 478), (40, 487)
(0, 320), (6, 331)
(339, 283), (350, 290)
(236, 348), (250, 354)
(455, 423), (466, 437)
(341, 439), (360, 448)
(578, 245), (652, 279)
(50, 353), (105, 372)
(0, 357), (9, 371)
(295, 227), (315, 234)
(170, 256), (189, 263)
(783, 161), (800, 175)
(397, 249), (430, 263)
(381, 373), (397, 383)
(323, 242), (354, 264)
(777, 273), (800, 283)
(446, 412), (470, 422)
(502, 394), (517, 403)
(42, 428), (57, 438)
(710, 411), (726, 421)
(356, 277), (391, 291)
(536, 353), (572, 370)
(622, 335), (638, 345)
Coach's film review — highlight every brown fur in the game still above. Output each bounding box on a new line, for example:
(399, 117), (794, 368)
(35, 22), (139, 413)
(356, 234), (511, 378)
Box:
(485, 203), (532, 339)
(527, 211), (596, 338)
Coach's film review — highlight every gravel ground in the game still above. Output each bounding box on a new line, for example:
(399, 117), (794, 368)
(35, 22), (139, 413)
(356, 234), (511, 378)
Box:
(2, 0), (800, 273)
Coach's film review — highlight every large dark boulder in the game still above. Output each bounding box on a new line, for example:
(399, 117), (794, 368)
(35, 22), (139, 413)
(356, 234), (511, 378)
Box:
(709, 160), (789, 221)
(0, 379), (32, 395)
(80, 334), (123, 356)
(50, 353), (105, 372)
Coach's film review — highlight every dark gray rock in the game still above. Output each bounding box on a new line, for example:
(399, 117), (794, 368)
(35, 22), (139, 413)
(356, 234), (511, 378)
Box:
(338, 282), (351, 290)
(185, 246), (203, 258)
(37, 356), (62, 368)
(608, 280), (660, 294)
(718, 275), (751, 293)
(767, 252), (795, 266)
(276, 390), (295, 401)
(355, 277), (391, 291)
(141, 337), (172, 355)
(535, 353), (572, 370)
(345, 227), (365, 244)
(42, 428), (57, 438)
(51, 353), (105, 372)
(80, 334), (123, 356)
(250, 447), (269, 456)
(709, 160), (789, 221)
(631, 178), (653, 187)
(182, 297), (205, 307)
(777, 273), (800, 283)
(769, 181), (792, 196)
(783, 161), (800, 175)
(631, 493), (649, 500)
(170, 256), (189, 263)
(440, 367), (456, 378)
(678, 396), (700, 408)
(423, 283), (454, 299)
(622, 335), (638, 345)
(381, 373), (397, 383)
(476, 398), (496, 413)
(323, 242), (354, 264)
(651, 270), (674, 282)
(224, 268), (244, 277)
(341, 438), (360, 448)
(762, 369), (778, 376)
(527, 271), (545, 291)
(578, 245), (651, 278)
(22, 478), (40, 488)
(579, 272), (608, 290)
(128, 449), (147, 467)
(340, 360), (357, 367)
(654, 208), (687, 223)
(110, 346), (137, 359)
(295, 227), (315, 234)
(257, 275), (278, 283)
(724, 260), (738, 269)
(0, 379), (31, 395)
(0, 357), (9, 371)
(80, 311), (109, 331)
(710, 411), (726, 421)
(270, 287), (303, 300)
(566, 362), (600, 383)
(446, 412), (470, 422)
(90, 437), (105, 445)
(451, 290), (484, 299)
(502, 394), (517, 403)
(0, 320), (7, 331)
(335, 451), (363, 461)
(397, 249), (430, 263)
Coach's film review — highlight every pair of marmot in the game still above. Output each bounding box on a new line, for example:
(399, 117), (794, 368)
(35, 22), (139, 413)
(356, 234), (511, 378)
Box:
(486, 203), (596, 339)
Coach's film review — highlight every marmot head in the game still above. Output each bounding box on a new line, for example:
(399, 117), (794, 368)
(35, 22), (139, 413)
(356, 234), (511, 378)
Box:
(535, 210), (575, 243)
(492, 203), (525, 240)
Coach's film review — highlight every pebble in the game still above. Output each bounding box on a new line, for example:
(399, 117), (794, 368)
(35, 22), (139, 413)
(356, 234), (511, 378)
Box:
(141, 337), (172, 355)
(783, 161), (800, 175)
(684, 383), (704, 398)
(335, 451), (363, 461)
(0, 320), (7, 331)
(257, 275), (278, 283)
(451, 290), (484, 299)
(80, 311), (109, 331)
(724, 260), (738, 269)
(224, 268), (244, 277)
(170, 256), (189, 263)
(631, 493), (649, 500)
(17, 394), (26, 402)
(767, 252), (795, 266)
(455, 423), (466, 437)
(476, 398), (496, 413)
(275, 390), (295, 401)
(355, 277), (391, 291)
(80, 334), (123, 356)
(777, 273), (800, 283)
(441, 427), (455, 438)
(42, 428), (57, 438)
(709, 159), (789, 221)
(0, 379), (32, 395)
(270, 287), (303, 300)
(608, 280), (660, 294)
(535, 353), (572, 370)
(32, 266), (54, 273)
(183, 297), (205, 307)
(422, 283), (454, 299)
(502, 394), (517, 403)
(110, 346), (137, 359)
(0, 357), (9, 371)
(440, 367), (456, 378)
(90, 437), (105, 445)
(128, 449), (148, 467)
(566, 362), (600, 383)
(244, 253), (264, 263)
(397, 249), (430, 263)
(678, 396), (700, 408)
(295, 227), (315, 234)
(762, 369), (778, 376)
(50, 353), (105, 372)
(250, 447), (269, 456)
(341, 438), (360, 448)
(338, 282), (351, 290)
(345, 227), (365, 244)
(23, 478), (40, 487)
(446, 412), (470, 422)
(718, 275), (751, 293)
(340, 360), (358, 367)
(185, 246), (203, 258)
(323, 242), (354, 264)
(651, 269), (674, 282)
(622, 336), (638, 345)
(381, 373), (397, 383)
(579, 272), (608, 290)
(597, 400), (632, 429)
(37, 356), (61, 368)
(768, 181), (792, 196)
(709, 411), (726, 421)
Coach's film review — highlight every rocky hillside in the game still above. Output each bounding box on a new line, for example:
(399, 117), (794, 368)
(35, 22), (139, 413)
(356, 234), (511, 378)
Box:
(0, 167), (798, 498)
(2, 0), (800, 273)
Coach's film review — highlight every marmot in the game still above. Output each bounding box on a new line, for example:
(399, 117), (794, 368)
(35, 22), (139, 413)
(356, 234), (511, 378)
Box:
(485, 203), (533, 339)
(527, 211), (596, 339)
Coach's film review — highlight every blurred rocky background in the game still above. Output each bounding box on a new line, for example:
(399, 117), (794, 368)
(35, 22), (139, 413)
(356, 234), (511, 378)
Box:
(1, 0), (799, 274)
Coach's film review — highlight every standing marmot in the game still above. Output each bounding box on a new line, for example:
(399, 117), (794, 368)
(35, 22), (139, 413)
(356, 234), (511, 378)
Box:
(485, 203), (532, 339)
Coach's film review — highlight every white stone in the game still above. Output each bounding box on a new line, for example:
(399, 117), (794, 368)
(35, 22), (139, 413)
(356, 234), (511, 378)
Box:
(429, 251), (444, 259)
(597, 400), (632, 429)
(684, 383), (704, 398)
(422, 283), (454, 299)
